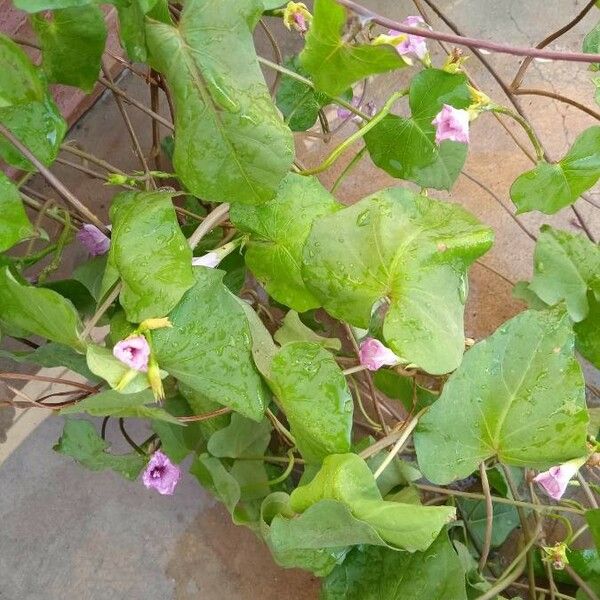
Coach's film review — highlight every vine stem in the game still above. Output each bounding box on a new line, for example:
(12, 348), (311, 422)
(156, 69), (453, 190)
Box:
(513, 87), (600, 122)
(490, 105), (545, 161)
(478, 463), (493, 572)
(300, 90), (407, 175)
(188, 203), (230, 249)
(564, 564), (600, 600)
(81, 282), (122, 340)
(178, 407), (232, 423)
(0, 122), (107, 233)
(335, 0), (600, 63)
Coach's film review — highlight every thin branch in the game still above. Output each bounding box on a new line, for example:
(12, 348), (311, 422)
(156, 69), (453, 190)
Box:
(0, 372), (96, 392)
(188, 203), (230, 249)
(572, 203), (597, 243)
(60, 144), (127, 175)
(0, 122), (107, 232)
(259, 19), (283, 97)
(478, 463), (494, 572)
(514, 87), (600, 121)
(336, 0), (600, 63)
(177, 407), (232, 423)
(81, 282), (122, 340)
(564, 564), (600, 600)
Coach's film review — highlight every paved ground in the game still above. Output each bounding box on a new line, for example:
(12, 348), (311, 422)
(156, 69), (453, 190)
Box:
(2, 0), (600, 598)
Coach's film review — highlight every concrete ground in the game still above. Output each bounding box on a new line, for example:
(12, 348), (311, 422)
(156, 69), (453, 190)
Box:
(1, 0), (600, 598)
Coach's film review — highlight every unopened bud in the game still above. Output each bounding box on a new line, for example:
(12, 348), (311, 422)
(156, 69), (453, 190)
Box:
(148, 356), (165, 401)
(283, 2), (312, 33)
(139, 317), (172, 332)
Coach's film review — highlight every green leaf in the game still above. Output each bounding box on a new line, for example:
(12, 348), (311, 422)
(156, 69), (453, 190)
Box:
(207, 412), (271, 458)
(85, 344), (150, 394)
(31, 5), (106, 92)
(510, 126), (600, 214)
(269, 342), (352, 463)
(0, 34), (45, 107)
(13, 0), (93, 11)
(274, 310), (341, 351)
(0, 266), (83, 349)
(42, 278), (96, 316)
(364, 69), (471, 191)
(152, 268), (269, 421)
(457, 498), (519, 549)
(230, 173), (340, 312)
(275, 56), (350, 132)
(575, 292), (600, 367)
(414, 308), (588, 485)
(0, 342), (98, 382)
(299, 0), (407, 97)
(0, 171), (33, 252)
(302, 188), (493, 374)
(528, 226), (600, 322)
(54, 418), (147, 480)
(373, 369), (437, 413)
(61, 388), (182, 424)
(0, 93), (67, 170)
(321, 531), (467, 600)
(584, 20), (600, 70)
(290, 453), (456, 551)
(104, 190), (194, 322)
(587, 509), (600, 551)
(73, 255), (107, 302)
(145, 0), (294, 204)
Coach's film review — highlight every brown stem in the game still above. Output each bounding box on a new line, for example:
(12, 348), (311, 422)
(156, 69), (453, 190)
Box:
(259, 19), (283, 98)
(571, 203), (597, 243)
(476, 260), (516, 288)
(510, 0), (598, 90)
(60, 144), (127, 175)
(0, 122), (107, 232)
(514, 87), (600, 121)
(478, 463), (494, 572)
(101, 63), (154, 190)
(0, 372), (96, 392)
(178, 407), (232, 422)
(150, 68), (163, 170)
(336, 0), (600, 63)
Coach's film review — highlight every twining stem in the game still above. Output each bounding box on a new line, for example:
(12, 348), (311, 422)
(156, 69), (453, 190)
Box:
(266, 408), (297, 446)
(331, 146), (367, 192)
(267, 449), (296, 486)
(258, 56), (371, 122)
(343, 365), (368, 375)
(188, 203), (230, 249)
(349, 377), (383, 432)
(61, 144), (128, 176)
(513, 87), (600, 122)
(478, 463), (493, 572)
(486, 578), (575, 600)
(564, 564), (600, 600)
(300, 90), (407, 175)
(178, 406), (232, 422)
(490, 105), (545, 161)
(415, 483), (584, 515)
(336, 0), (600, 63)
(0, 122), (107, 233)
(577, 471), (599, 509)
(81, 282), (122, 340)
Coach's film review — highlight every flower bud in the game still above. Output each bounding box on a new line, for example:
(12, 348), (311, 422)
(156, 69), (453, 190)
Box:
(542, 542), (569, 571)
(283, 2), (312, 34)
(138, 317), (172, 332)
(147, 355), (165, 401)
(358, 338), (401, 371)
(77, 224), (110, 256)
(533, 456), (587, 500)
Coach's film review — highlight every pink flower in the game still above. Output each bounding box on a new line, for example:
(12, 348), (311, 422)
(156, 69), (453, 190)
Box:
(293, 12), (307, 33)
(534, 459), (583, 500)
(113, 335), (151, 372)
(359, 338), (401, 371)
(192, 252), (220, 268)
(77, 224), (110, 256)
(432, 104), (470, 144)
(142, 450), (181, 495)
(389, 16), (429, 60)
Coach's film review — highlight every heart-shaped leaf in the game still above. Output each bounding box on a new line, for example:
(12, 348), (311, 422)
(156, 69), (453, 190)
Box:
(414, 308), (588, 485)
(299, 0), (407, 97)
(152, 268), (269, 421)
(145, 0), (294, 204)
(0, 34), (45, 106)
(302, 187), (493, 374)
(510, 126), (600, 214)
(230, 173), (340, 312)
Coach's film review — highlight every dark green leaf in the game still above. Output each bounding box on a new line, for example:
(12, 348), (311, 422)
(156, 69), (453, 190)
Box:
(364, 69), (471, 191)
(575, 292), (600, 367)
(32, 5), (106, 92)
(0, 93), (67, 170)
(54, 418), (147, 480)
(104, 190), (194, 322)
(322, 531), (467, 600)
(373, 369), (437, 412)
(0, 34), (44, 106)
(457, 498), (519, 549)
(587, 509), (600, 551)
(42, 278), (96, 316)
(0, 171), (33, 252)
(290, 453), (455, 551)
(230, 173), (340, 311)
(299, 0), (406, 97)
(152, 268), (269, 421)
(510, 126), (600, 214)
(302, 187), (493, 374)
(73, 255), (107, 302)
(207, 412), (271, 458)
(0, 266), (83, 349)
(145, 0), (294, 204)
(274, 310), (341, 350)
(269, 342), (352, 463)
(61, 388), (182, 424)
(414, 308), (588, 485)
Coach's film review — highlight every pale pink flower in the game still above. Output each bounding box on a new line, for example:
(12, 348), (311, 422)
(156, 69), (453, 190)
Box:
(359, 338), (401, 371)
(389, 16), (429, 60)
(77, 224), (110, 256)
(432, 104), (470, 144)
(293, 12), (307, 33)
(113, 335), (151, 372)
(142, 450), (181, 495)
(192, 252), (220, 268)
(534, 459), (583, 500)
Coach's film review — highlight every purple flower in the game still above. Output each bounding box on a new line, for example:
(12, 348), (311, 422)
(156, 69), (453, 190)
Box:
(113, 335), (151, 372)
(359, 338), (400, 371)
(432, 104), (470, 144)
(389, 16), (429, 60)
(192, 251), (220, 268)
(77, 224), (110, 256)
(533, 460), (583, 500)
(142, 450), (181, 495)
(293, 12), (307, 33)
